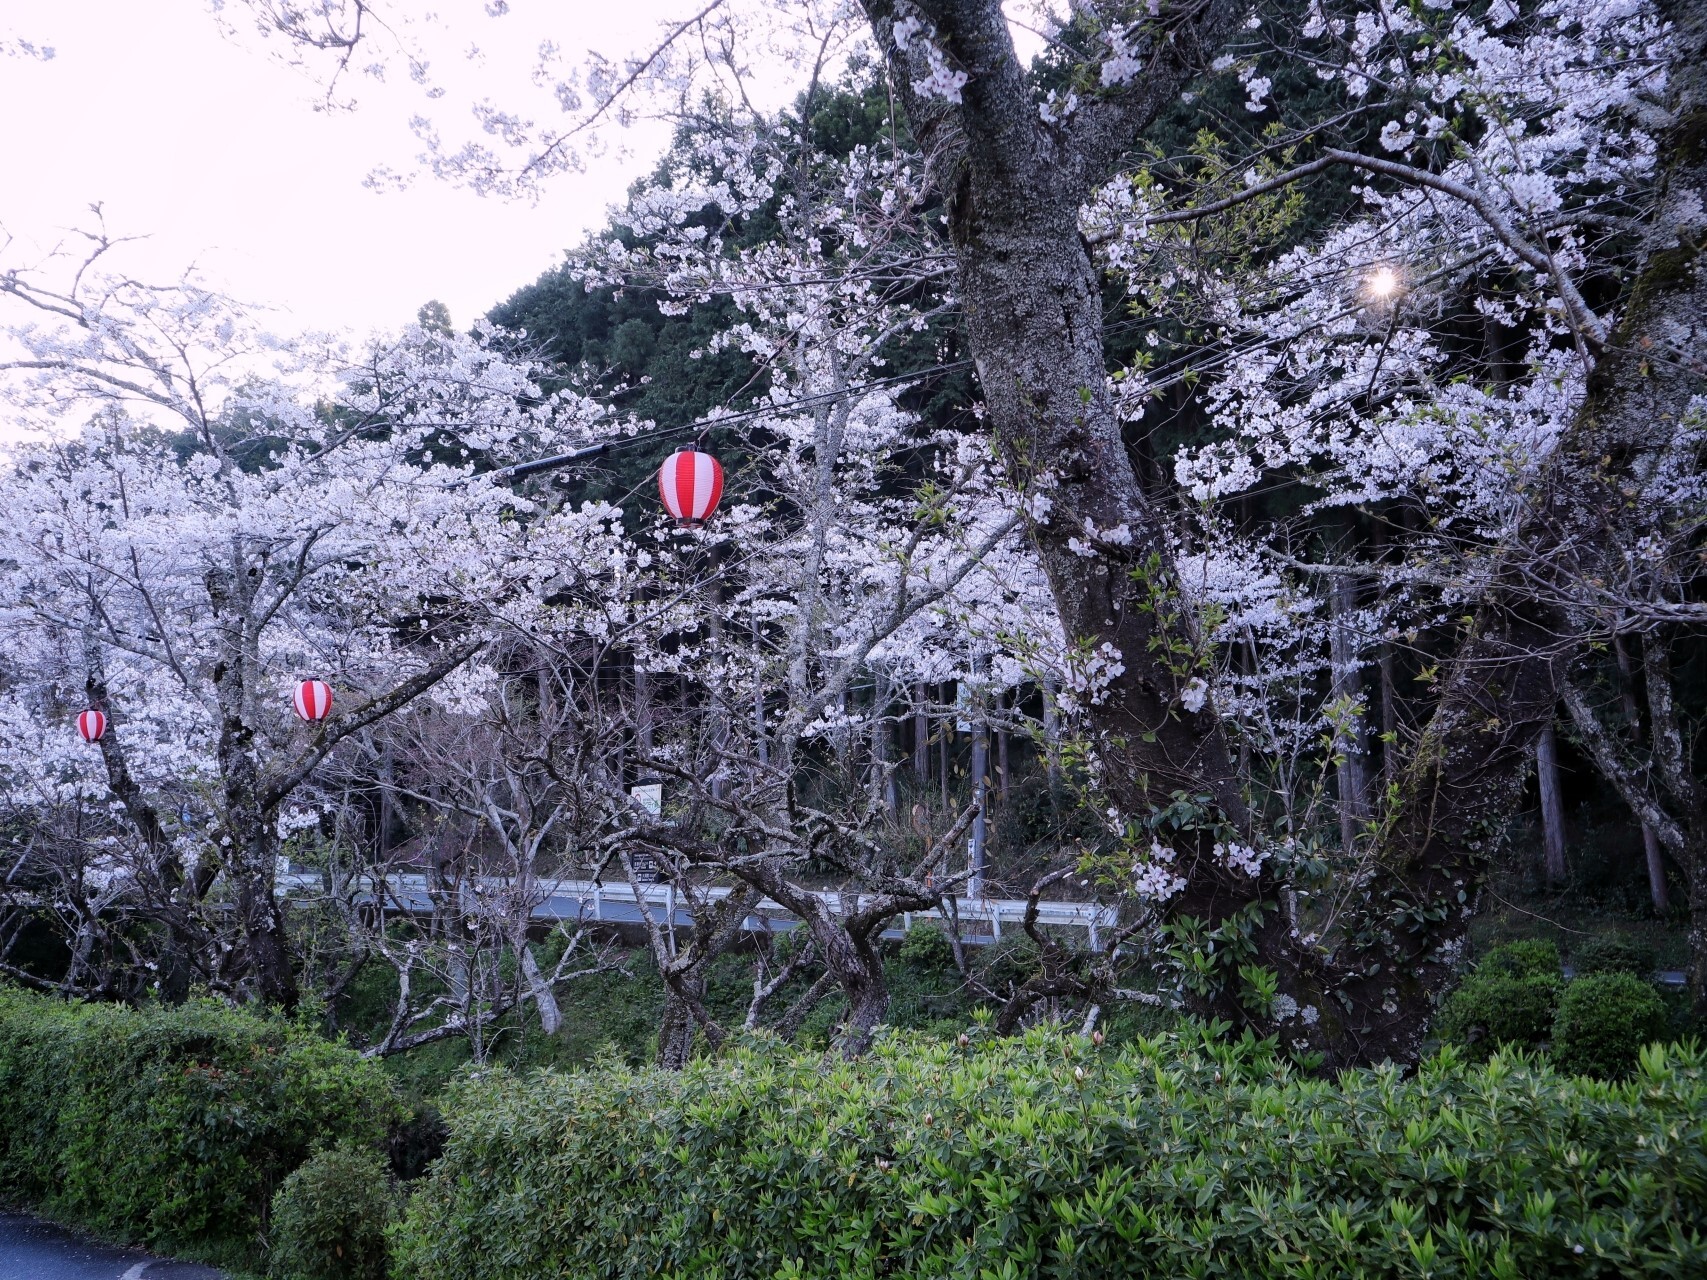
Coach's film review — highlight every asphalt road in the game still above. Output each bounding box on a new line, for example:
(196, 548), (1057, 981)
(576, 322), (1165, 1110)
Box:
(0, 1214), (224, 1279)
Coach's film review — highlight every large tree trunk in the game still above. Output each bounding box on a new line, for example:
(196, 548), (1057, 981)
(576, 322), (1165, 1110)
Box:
(655, 986), (700, 1069)
(519, 944), (562, 1036)
(632, 862), (760, 1069)
(862, 0), (1245, 816)
(938, 121), (1245, 824)
(1254, 593), (1568, 1064)
(208, 560), (297, 1009)
(831, 926), (893, 1057)
(731, 855), (937, 1058)
(862, 0), (1314, 1051)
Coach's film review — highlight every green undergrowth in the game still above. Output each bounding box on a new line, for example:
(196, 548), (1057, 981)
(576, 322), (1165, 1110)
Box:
(394, 1025), (1707, 1279)
(269, 1143), (399, 1280)
(0, 987), (401, 1272)
(352, 928), (1170, 1109)
(1465, 876), (1689, 973)
(1436, 940), (1694, 1077)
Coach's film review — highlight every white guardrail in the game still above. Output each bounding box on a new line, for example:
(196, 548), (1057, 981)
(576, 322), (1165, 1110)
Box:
(279, 871), (1120, 948)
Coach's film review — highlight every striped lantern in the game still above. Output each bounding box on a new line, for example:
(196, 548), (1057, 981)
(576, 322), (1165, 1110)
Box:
(293, 679), (334, 723)
(76, 709), (107, 743)
(658, 449), (724, 524)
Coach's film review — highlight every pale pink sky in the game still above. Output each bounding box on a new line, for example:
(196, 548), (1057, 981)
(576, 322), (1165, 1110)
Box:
(1, 1), (1050, 340)
(0, 0), (677, 336)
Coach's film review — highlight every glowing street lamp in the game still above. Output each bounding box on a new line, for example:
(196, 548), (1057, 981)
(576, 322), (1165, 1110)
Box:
(1366, 266), (1400, 301)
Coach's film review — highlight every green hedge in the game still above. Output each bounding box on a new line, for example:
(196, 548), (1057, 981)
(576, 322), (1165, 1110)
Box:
(1480, 939), (1563, 980)
(1435, 968), (1562, 1055)
(269, 1142), (399, 1280)
(1572, 936), (1658, 979)
(394, 1026), (1707, 1279)
(1552, 974), (1671, 1080)
(0, 987), (402, 1266)
(1435, 940), (1563, 1059)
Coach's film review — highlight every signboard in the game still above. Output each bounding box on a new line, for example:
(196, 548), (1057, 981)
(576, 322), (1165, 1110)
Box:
(628, 785), (665, 881)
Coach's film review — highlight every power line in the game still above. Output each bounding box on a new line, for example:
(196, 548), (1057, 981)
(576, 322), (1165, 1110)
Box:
(489, 360), (976, 482)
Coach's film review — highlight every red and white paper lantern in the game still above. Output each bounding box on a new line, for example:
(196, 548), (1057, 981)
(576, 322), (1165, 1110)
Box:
(657, 449), (724, 524)
(293, 679), (334, 723)
(76, 709), (107, 743)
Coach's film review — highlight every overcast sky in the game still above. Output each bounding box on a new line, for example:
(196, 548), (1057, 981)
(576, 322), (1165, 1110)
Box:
(0, 0), (679, 337)
(2, 1), (1050, 351)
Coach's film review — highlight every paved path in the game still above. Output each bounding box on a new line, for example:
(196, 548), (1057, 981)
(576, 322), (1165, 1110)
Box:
(0, 1214), (224, 1279)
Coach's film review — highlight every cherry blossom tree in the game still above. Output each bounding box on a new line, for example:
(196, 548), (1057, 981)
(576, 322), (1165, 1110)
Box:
(0, 227), (615, 1006)
(209, 0), (1250, 830)
(501, 114), (1063, 1054)
(328, 642), (627, 1058)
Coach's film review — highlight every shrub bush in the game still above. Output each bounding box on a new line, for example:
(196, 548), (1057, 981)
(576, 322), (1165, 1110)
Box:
(393, 1027), (1707, 1280)
(1572, 935), (1657, 978)
(895, 922), (955, 971)
(1551, 972), (1670, 1079)
(1436, 941), (1563, 1056)
(269, 1143), (398, 1280)
(0, 987), (403, 1266)
(1435, 971), (1560, 1054)
(1480, 938), (1562, 979)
